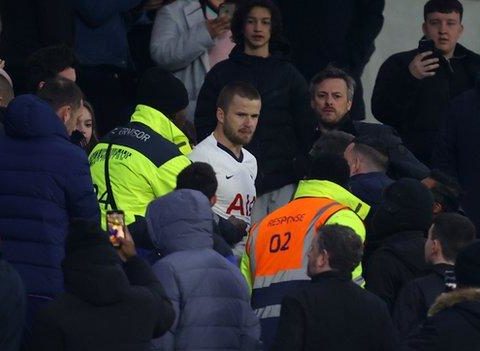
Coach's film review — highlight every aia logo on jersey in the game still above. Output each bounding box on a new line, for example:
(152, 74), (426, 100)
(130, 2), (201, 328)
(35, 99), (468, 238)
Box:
(226, 194), (256, 217)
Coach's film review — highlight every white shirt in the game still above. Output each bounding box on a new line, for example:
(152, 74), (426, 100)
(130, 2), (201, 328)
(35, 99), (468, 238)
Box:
(189, 133), (257, 224)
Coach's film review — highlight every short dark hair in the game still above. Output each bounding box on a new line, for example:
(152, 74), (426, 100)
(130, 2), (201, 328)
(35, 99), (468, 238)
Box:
(429, 169), (462, 212)
(310, 66), (356, 101)
(176, 162), (218, 200)
(352, 142), (389, 172)
(231, 0), (283, 46)
(424, 0), (463, 21)
(431, 213), (476, 261)
(310, 131), (355, 158)
(316, 224), (363, 273)
(216, 81), (261, 113)
(306, 153), (350, 187)
(26, 45), (77, 93)
(37, 77), (83, 112)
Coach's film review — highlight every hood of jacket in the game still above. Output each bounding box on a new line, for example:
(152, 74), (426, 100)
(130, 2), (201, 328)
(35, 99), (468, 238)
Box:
(146, 189), (214, 256)
(130, 104), (192, 155)
(4, 94), (69, 139)
(381, 230), (429, 276)
(62, 246), (130, 306)
(428, 288), (480, 331)
(294, 179), (370, 220)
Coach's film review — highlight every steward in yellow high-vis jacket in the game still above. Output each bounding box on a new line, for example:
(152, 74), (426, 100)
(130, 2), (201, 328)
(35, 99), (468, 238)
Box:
(240, 154), (370, 349)
(89, 68), (192, 226)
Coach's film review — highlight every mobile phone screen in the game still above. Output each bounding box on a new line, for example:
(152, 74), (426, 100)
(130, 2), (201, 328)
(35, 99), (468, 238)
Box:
(418, 39), (435, 54)
(106, 210), (125, 247)
(219, 3), (235, 19)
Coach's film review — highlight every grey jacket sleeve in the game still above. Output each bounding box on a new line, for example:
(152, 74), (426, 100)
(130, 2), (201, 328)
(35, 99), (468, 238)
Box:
(150, 3), (214, 71)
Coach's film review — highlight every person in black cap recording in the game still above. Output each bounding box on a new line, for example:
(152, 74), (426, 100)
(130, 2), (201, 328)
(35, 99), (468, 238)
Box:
(31, 220), (174, 351)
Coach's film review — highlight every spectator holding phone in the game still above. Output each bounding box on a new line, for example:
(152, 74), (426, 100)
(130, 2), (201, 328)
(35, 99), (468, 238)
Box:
(150, 0), (238, 120)
(371, 0), (480, 167)
(31, 220), (175, 351)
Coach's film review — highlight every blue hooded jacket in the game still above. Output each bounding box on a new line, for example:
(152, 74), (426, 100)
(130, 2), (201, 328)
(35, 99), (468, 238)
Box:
(147, 189), (261, 350)
(0, 94), (100, 299)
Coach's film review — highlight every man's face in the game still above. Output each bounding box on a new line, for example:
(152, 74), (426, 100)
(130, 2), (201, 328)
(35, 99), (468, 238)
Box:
(343, 143), (357, 176)
(58, 67), (77, 82)
(307, 238), (326, 277)
(423, 11), (463, 58)
(219, 95), (260, 146)
(65, 103), (83, 136)
(424, 224), (436, 263)
(243, 6), (272, 52)
(311, 78), (352, 128)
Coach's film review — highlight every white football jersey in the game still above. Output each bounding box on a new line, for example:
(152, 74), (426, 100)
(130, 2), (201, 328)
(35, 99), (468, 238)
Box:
(189, 134), (257, 224)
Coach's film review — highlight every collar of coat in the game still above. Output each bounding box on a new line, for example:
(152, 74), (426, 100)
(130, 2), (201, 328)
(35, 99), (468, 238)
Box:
(130, 104), (192, 155)
(428, 288), (480, 317)
(294, 179), (370, 220)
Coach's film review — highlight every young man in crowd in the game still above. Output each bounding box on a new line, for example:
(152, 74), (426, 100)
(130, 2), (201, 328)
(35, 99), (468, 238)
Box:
(242, 153), (369, 349)
(393, 213), (475, 337)
(195, 0), (317, 224)
(372, 0), (480, 166)
(190, 81), (260, 255)
(272, 225), (399, 351)
(407, 241), (480, 351)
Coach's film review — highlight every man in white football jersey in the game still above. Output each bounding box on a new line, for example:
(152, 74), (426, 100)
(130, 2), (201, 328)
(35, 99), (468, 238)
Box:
(190, 81), (260, 235)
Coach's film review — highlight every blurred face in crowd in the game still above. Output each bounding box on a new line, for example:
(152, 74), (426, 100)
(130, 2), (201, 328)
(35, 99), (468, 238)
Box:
(424, 224), (440, 264)
(423, 11), (463, 58)
(243, 6), (272, 53)
(76, 105), (93, 144)
(58, 67), (77, 82)
(217, 94), (260, 147)
(311, 78), (352, 127)
(58, 100), (83, 136)
(307, 236), (328, 277)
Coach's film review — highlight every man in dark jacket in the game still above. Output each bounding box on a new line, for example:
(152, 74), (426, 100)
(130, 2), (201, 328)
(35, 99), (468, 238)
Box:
(366, 178), (434, 313)
(311, 66), (429, 180)
(371, 0), (480, 166)
(195, 0), (317, 223)
(271, 224), (399, 351)
(275, 0), (385, 120)
(0, 78), (99, 319)
(433, 79), (480, 231)
(393, 213), (475, 338)
(0, 243), (26, 351)
(407, 240), (480, 351)
(31, 220), (174, 351)
(147, 189), (261, 350)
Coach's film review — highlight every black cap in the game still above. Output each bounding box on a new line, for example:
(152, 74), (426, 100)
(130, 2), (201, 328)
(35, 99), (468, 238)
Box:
(136, 67), (189, 118)
(455, 240), (480, 287)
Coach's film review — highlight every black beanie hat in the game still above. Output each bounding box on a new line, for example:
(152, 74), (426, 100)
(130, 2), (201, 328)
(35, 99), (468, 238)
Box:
(373, 178), (434, 237)
(455, 240), (480, 287)
(136, 67), (189, 118)
(64, 219), (120, 265)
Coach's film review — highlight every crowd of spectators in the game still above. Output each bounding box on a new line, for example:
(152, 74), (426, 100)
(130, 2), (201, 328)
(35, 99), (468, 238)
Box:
(0, 0), (480, 350)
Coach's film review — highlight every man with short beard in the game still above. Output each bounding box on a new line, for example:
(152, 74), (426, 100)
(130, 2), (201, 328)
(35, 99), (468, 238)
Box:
(190, 81), (260, 255)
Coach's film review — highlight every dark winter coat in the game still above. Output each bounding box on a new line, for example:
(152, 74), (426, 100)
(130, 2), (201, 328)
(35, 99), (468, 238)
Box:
(271, 270), (399, 351)
(147, 189), (261, 350)
(0, 252), (26, 351)
(0, 95), (100, 299)
(407, 288), (480, 351)
(366, 231), (431, 313)
(372, 44), (480, 166)
(31, 254), (174, 351)
(195, 45), (317, 195)
(433, 86), (480, 232)
(393, 263), (455, 338)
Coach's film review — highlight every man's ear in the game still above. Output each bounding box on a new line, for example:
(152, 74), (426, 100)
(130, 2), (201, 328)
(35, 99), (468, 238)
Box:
(56, 105), (71, 125)
(210, 194), (217, 206)
(216, 107), (225, 124)
(347, 99), (353, 111)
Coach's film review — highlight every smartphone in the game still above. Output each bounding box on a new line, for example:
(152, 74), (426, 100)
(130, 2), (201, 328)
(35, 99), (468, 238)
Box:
(106, 210), (125, 247)
(219, 3), (236, 19)
(418, 38), (435, 54)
